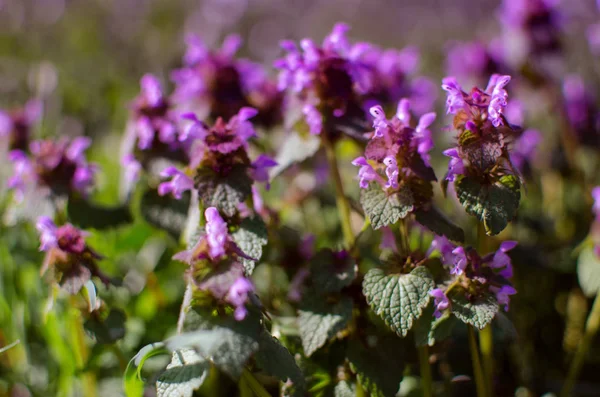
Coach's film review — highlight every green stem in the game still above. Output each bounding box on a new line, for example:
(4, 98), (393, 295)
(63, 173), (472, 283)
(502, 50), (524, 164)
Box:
(479, 325), (493, 397)
(67, 304), (96, 397)
(322, 134), (355, 249)
(356, 380), (366, 397)
(418, 345), (433, 397)
(467, 325), (487, 397)
(240, 369), (272, 397)
(560, 294), (600, 397)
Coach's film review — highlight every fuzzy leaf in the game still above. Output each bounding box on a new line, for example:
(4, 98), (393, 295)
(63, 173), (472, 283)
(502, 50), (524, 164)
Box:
(360, 183), (414, 230)
(577, 247), (600, 297)
(310, 249), (357, 293)
(231, 216), (268, 275)
(346, 338), (404, 397)
(413, 302), (459, 347)
(414, 207), (465, 242)
(270, 131), (321, 178)
(195, 165), (253, 217)
(362, 266), (434, 337)
(334, 381), (357, 397)
(140, 189), (190, 239)
(255, 331), (306, 395)
(124, 342), (168, 397)
(449, 290), (499, 329)
(455, 175), (520, 236)
(156, 349), (209, 397)
(298, 296), (353, 356)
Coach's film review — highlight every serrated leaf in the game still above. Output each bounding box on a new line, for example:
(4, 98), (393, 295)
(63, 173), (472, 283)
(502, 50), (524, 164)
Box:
(334, 381), (357, 397)
(310, 249), (357, 293)
(255, 331), (306, 395)
(270, 131), (321, 178)
(455, 174), (520, 236)
(231, 216), (268, 275)
(298, 296), (353, 356)
(360, 184), (414, 230)
(140, 189), (190, 239)
(449, 290), (499, 329)
(413, 302), (459, 347)
(362, 266), (434, 337)
(156, 349), (209, 397)
(165, 313), (261, 379)
(68, 196), (132, 230)
(124, 342), (168, 397)
(414, 207), (465, 242)
(346, 338), (404, 397)
(195, 165), (253, 217)
(577, 247), (600, 297)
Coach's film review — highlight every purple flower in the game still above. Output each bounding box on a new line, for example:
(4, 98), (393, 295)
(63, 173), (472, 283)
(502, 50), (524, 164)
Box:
(303, 104), (323, 135)
(451, 246), (468, 276)
(379, 226), (398, 252)
(157, 166), (194, 199)
(0, 99), (43, 151)
(351, 156), (382, 189)
(441, 77), (465, 114)
(383, 156), (399, 189)
(446, 41), (490, 83)
(588, 23), (600, 55)
(427, 235), (456, 265)
(36, 216), (58, 251)
(7, 150), (33, 201)
(490, 241), (517, 278)
(487, 75), (511, 127)
(205, 207), (228, 260)
(490, 285), (517, 311)
(592, 187), (600, 219)
(370, 105), (389, 138)
(443, 148), (465, 181)
(430, 288), (450, 318)
(511, 129), (541, 171)
(227, 277), (254, 321)
(36, 217), (89, 255)
(121, 154), (142, 183)
(250, 155), (277, 188)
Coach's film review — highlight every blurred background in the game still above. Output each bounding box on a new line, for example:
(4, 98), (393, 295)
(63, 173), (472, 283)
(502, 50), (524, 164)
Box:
(0, 0), (600, 396)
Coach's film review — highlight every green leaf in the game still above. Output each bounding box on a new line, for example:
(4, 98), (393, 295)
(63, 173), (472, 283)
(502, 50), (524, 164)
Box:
(156, 349), (209, 397)
(362, 266), (434, 337)
(298, 296), (353, 356)
(334, 381), (357, 397)
(195, 165), (253, 217)
(449, 290), (499, 329)
(455, 175), (520, 236)
(310, 249), (357, 293)
(166, 314), (261, 379)
(270, 131), (321, 178)
(577, 247), (600, 297)
(413, 302), (459, 347)
(68, 196), (132, 229)
(231, 216), (268, 275)
(360, 183), (414, 230)
(124, 342), (169, 397)
(140, 189), (190, 239)
(84, 309), (126, 344)
(255, 331), (306, 395)
(414, 207), (465, 242)
(346, 338), (404, 397)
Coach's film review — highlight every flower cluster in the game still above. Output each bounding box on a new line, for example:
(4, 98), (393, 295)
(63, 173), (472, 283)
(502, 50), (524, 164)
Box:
(36, 216), (110, 294)
(352, 99), (436, 204)
(171, 34), (282, 126)
(0, 99), (42, 151)
(441, 74), (521, 182)
(428, 236), (517, 318)
(562, 75), (600, 148)
(173, 207), (255, 321)
(8, 137), (97, 200)
(275, 23), (435, 136)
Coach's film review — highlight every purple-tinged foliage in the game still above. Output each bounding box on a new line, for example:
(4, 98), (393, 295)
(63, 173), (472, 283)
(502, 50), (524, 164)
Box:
(35, 216), (110, 294)
(8, 137), (97, 200)
(171, 34), (282, 126)
(0, 99), (43, 151)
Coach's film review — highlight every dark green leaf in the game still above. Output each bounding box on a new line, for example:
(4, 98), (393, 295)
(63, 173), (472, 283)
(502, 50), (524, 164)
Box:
(413, 302), (459, 347)
(577, 247), (600, 297)
(360, 184), (414, 230)
(195, 165), (253, 217)
(298, 296), (353, 356)
(255, 330), (306, 395)
(140, 189), (190, 239)
(68, 196), (132, 229)
(449, 290), (499, 329)
(310, 249), (357, 293)
(455, 175), (520, 236)
(156, 349), (209, 397)
(362, 266), (434, 337)
(414, 207), (465, 242)
(231, 216), (268, 275)
(84, 309), (126, 344)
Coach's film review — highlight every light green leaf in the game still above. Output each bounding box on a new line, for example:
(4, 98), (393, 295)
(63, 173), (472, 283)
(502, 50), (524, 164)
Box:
(156, 349), (209, 397)
(449, 290), (499, 329)
(362, 266), (434, 337)
(455, 175), (520, 236)
(577, 247), (600, 297)
(195, 165), (253, 217)
(231, 216), (268, 275)
(255, 331), (306, 395)
(298, 296), (353, 356)
(360, 184), (414, 230)
(124, 342), (168, 397)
